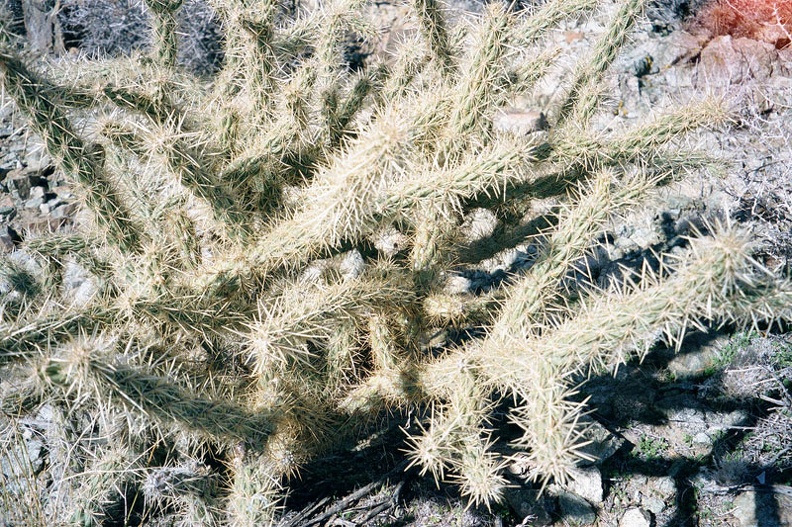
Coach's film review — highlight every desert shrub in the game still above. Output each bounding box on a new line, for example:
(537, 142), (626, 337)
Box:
(690, 0), (792, 47)
(2, 0), (792, 523)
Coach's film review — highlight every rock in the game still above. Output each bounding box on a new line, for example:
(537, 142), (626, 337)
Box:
(51, 185), (74, 200)
(63, 261), (100, 306)
(692, 432), (710, 444)
(721, 337), (780, 398)
(0, 225), (21, 253)
(557, 490), (597, 526)
(651, 476), (676, 498)
(0, 193), (15, 216)
(0, 233), (14, 253)
(461, 208), (498, 243)
(7, 173), (31, 200)
(5, 166), (51, 201)
(370, 226), (407, 257)
(733, 488), (792, 527)
(29, 186), (45, 199)
(24, 438), (44, 473)
(51, 202), (78, 219)
(667, 333), (728, 377)
(650, 30), (706, 68)
(637, 476), (675, 514)
(339, 250), (365, 280)
(567, 466), (604, 505)
(576, 417), (624, 465)
(503, 488), (554, 526)
(696, 36), (777, 87)
(620, 507), (653, 527)
(24, 196), (44, 209)
(642, 496), (665, 515)
(444, 274), (472, 295)
(19, 217), (70, 234)
(493, 109), (549, 136)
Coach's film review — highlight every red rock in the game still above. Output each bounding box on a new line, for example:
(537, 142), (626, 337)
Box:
(691, 0), (792, 48)
(696, 35), (778, 87)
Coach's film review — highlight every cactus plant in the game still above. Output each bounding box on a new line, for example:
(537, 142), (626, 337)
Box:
(1, 0), (791, 523)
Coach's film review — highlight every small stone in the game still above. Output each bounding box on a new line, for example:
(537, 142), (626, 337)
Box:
(339, 250), (364, 280)
(39, 203), (51, 215)
(24, 196), (44, 209)
(5, 166), (51, 201)
(29, 186), (45, 199)
(620, 507), (652, 527)
(643, 496), (665, 515)
(51, 202), (78, 219)
(52, 185), (74, 200)
(444, 275), (471, 294)
(503, 488), (553, 526)
(461, 208), (498, 243)
(576, 417), (624, 465)
(0, 234), (14, 253)
(493, 109), (549, 136)
(7, 174), (31, 200)
(693, 432), (710, 444)
(557, 490), (597, 526)
(567, 466), (604, 505)
(0, 193), (15, 215)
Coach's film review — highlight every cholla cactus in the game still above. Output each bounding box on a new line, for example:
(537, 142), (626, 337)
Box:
(1, 0), (791, 522)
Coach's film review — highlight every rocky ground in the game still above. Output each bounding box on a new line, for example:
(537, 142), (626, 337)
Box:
(2, 0), (792, 526)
